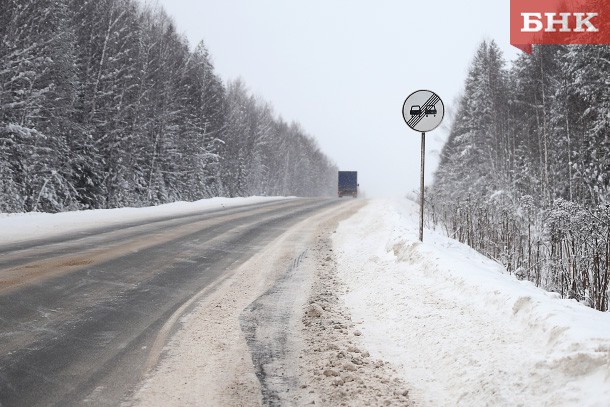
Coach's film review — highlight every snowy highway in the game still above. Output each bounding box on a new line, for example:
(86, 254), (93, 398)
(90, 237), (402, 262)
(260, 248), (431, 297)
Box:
(0, 198), (348, 406)
(1, 198), (610, 406)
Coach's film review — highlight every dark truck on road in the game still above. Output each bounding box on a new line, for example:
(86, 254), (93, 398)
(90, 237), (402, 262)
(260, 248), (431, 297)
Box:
(338, 171), (358, 198)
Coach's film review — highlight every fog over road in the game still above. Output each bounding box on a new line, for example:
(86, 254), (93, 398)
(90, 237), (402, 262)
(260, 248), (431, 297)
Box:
(0, 198), (345, 407)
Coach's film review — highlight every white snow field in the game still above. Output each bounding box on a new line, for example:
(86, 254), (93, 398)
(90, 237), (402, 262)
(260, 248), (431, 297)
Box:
(334, 198), (610, 407)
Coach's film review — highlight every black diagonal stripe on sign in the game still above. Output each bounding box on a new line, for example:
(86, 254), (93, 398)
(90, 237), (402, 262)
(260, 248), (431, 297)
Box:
(407, 94), (440, 128)
(408, 94), (439, 127)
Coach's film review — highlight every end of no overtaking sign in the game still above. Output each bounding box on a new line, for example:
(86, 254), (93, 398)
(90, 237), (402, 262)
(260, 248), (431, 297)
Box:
(402, 89), (444, 243)
(402, 90), (444, 133)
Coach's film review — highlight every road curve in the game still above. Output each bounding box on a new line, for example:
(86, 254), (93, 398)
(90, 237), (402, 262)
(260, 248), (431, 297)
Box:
(0, 198), (343, 407)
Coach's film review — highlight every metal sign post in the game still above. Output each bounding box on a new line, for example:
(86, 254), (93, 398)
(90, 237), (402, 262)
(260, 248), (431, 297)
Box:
(419, 131), (425, 242)
(402, 90), (444, 242)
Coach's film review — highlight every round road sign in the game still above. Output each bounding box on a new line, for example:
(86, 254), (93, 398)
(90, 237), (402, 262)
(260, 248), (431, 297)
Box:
(402, 90), (444, 132)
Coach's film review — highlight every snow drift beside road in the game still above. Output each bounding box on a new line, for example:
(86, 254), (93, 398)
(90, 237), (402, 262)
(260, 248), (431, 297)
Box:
(0, 197), (292, 245)
(334, 198), (610, 407)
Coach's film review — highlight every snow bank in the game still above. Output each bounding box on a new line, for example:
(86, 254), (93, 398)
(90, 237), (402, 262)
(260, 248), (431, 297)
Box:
(334, 198), (610, 407)
(0, 196), (292, 245)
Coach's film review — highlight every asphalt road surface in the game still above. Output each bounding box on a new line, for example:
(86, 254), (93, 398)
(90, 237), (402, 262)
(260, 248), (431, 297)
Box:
(0, 198), (342, 407)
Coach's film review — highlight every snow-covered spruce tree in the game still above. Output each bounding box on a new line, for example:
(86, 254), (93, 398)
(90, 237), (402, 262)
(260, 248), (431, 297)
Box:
(243, 99), (276, 196)
(512, 45), (573, 207)
(563, 44), (610, 204)
(218, 79), (252, 197)
(70, 0), (149, 208)
(1, 0), (80, 212)
(181, 41), (227, 199)
(269, 119), (295, 197)
(432, 41), (513, 251)
(283, 123), (320, 197)
(142, 14), (195, 205)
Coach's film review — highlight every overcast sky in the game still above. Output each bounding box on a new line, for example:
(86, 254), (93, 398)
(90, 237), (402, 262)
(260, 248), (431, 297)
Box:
(156, 0), (520, 197)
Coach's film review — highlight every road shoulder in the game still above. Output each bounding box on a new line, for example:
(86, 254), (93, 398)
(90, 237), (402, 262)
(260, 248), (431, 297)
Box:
(130, 198), (413, 406)
(130, 200), (364, 406)
(297, 215), (414, 406)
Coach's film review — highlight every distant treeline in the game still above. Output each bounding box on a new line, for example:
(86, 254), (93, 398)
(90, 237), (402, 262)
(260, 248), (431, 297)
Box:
(431, 41), (610, 311)
(0, 0), (337, 213)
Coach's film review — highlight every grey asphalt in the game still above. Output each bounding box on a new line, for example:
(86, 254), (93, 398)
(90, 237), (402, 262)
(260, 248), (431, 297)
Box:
(0, 198), (339, 407)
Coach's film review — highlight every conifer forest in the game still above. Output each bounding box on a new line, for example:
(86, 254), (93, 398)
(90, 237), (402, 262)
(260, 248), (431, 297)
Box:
(0, 0), (337, 214)
(431, 41), (610, 311)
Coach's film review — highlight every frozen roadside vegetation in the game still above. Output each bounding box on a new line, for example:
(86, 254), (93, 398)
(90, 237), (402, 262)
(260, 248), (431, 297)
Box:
(333, 198), (610, 406)
(0, 196), (292, 245)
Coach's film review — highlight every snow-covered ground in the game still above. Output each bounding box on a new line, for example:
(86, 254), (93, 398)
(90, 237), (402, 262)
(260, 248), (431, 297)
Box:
(4, 196), (610, 405)
(334, 198), (610, 406)
(0, 196), (291, 245)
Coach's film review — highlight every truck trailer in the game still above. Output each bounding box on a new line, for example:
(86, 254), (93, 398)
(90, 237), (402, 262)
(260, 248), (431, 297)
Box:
(338, 171), (358, 198)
